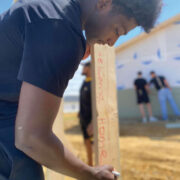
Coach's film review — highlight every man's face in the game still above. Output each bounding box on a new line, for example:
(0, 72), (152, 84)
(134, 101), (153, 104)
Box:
(82, 66), (90, 76)
(84, 1), (137, 46)
(151, 73), (156, 78)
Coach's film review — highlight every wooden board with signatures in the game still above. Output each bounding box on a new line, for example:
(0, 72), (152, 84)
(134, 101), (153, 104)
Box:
(91, 44), (121, 177)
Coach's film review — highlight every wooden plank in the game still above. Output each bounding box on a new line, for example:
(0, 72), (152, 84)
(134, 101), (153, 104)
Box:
(91, 44), (121, 175)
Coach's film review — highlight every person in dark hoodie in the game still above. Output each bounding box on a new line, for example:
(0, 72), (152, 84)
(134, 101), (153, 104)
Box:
(79, 62), (93, 166)
(0, 0), (162, 179)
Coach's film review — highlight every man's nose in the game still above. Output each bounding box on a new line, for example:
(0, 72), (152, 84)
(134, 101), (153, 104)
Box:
(107, 38), (116, 47)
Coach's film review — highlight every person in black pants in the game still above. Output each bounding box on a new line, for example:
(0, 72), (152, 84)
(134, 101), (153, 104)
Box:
(79, 62), (93, 166)
(134, 71), (157, 123)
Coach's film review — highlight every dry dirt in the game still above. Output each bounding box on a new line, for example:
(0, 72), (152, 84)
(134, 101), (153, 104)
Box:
(63, 113), (180, 180)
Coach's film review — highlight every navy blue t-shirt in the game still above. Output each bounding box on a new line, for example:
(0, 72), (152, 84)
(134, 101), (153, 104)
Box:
(79, 80), (92, 127)
(150, 76), (167, 91)
(134, 78), (148, 96)
(0, 0), (86, 126)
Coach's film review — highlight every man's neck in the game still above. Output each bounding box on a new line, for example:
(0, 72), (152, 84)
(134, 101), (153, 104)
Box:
(78, 0), (97, 29)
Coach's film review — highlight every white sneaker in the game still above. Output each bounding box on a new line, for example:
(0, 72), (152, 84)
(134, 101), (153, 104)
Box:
(142, 117), (148, 123)
(149, 116), (158, 122)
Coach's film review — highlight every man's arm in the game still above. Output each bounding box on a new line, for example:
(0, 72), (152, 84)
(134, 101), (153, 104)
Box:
(145, 84), (150, 93)
(87, 122), (93, 136)
(134, 80), (137, 90)
(164, 78), (171, 90)
(15, 82), (115, 180)
(144, 80), (150, 93)
(148, 79), (154, 90)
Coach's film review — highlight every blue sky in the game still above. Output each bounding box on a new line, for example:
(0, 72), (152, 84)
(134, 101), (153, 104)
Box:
(1, 0), (180, 46)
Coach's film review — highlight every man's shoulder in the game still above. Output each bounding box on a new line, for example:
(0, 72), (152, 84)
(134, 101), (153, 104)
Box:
(10, 0), (82, 25)
(85, 81), (91, 87)
(0, 0), (57, 23)
(135, 78), (146, 83)
(159, 76), (165, 80)
(141, 78), (146, 82)
(150, 78), (155, 83)
(134, 79), (138, 83)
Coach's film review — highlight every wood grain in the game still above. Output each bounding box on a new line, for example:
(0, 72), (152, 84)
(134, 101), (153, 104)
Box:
(91, 44), (121, 175)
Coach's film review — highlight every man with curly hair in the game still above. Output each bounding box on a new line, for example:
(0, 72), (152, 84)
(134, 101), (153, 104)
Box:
(0, 0), (162, 179)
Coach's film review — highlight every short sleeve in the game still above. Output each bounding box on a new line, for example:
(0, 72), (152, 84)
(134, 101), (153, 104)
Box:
(149, 79), (153, 84)
(134, 80), (137, 86)
(161, 76), (165, 81)
(144, 79), (147, 85)
(18, 19), (85, 97)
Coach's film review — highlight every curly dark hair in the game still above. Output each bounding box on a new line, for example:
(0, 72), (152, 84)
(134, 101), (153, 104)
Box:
(112, 0), (162, 32)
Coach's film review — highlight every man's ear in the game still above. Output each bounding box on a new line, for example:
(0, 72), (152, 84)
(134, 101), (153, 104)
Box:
(96, 0), (113, 13)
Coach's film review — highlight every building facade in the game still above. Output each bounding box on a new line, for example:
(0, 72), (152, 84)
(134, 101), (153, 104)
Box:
(115, 14), (180, 120)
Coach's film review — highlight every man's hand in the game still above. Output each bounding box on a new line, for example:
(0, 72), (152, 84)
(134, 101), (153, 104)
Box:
(87, 122), (93, 136)
(145, 85), (150, 94)
(84, 165), (116, 180)
(77, 112), (80, 118)
(164, 79), (171, 90)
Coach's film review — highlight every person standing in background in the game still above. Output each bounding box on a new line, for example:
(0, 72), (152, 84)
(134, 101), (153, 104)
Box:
(150, 71), (180, 121)
(79, 62), (93, 166)
(134, 71), (158, 123)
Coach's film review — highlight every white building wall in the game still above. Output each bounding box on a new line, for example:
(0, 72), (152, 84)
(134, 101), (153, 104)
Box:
(116, 21), (180, 90)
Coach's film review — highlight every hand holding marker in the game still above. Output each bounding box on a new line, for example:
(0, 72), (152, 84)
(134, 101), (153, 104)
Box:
(112, 171), (120, 178)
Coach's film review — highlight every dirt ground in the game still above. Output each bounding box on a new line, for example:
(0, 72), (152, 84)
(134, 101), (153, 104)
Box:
(63, 113), (180, 180)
